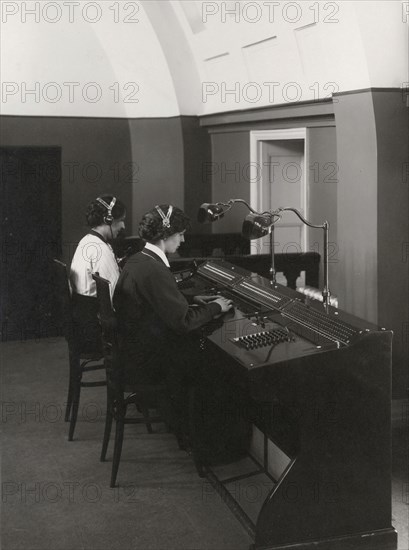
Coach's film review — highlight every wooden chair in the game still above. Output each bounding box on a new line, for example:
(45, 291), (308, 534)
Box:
(92, 273), (173, 488)
(53, 259), (105, 441)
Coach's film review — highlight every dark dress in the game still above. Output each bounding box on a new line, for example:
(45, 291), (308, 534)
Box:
(114, 247), (251, 462)
(113, 247), (221, 382)
(113, 247), (223, 440)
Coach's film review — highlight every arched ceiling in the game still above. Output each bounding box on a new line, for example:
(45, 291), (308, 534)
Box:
(147, 0), (407, 114)
(1, 1), (407, 118)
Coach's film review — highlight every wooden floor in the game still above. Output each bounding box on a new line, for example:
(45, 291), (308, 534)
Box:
(1, 337), (408, 550)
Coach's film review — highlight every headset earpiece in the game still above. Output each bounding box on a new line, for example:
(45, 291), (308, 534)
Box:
(96, 196), (116, 225)
(155, 205), (173, 230)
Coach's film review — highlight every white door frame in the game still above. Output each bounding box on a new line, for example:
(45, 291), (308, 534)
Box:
(249, 128), (308, 251)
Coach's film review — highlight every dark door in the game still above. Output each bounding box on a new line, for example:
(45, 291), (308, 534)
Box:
(0, 147), (62, 341)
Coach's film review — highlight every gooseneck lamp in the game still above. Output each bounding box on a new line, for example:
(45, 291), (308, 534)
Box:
(197, 199), (331, 310)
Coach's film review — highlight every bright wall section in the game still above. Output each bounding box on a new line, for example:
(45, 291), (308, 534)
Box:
(0, 1), (180, 117)
(173, 0), (408, 114)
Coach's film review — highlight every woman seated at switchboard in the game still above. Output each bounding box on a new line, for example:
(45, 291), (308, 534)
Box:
(70, 195), (126, 351)
(113, 204), (232, 442)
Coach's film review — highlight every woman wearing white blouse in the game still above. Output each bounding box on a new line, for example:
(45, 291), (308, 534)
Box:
(70, 195), (126, 351)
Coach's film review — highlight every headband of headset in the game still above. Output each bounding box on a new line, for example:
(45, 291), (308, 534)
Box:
(155, 205), (173, 230)
(96, 196), (117, 225)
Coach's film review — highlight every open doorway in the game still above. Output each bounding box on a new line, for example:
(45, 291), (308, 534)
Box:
(249, 128), (308, 286)
(250, 128), (308, 254)
(260, 139), (305, 252)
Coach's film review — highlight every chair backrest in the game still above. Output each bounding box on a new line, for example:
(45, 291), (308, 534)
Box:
(92, 273), (123, 386)
(53, 259), (74, 339)
(91, 273), (116, 339)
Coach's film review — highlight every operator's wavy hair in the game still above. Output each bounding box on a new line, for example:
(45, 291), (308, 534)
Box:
(85, 195), (126, 228)
(138, 205), (191, 242)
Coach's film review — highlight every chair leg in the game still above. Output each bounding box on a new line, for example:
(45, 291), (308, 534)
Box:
(68, 376), (81, 441)
(101, 397), (113, 462)
(65, 349), (78, 422)
(65, 378), (73, 422)
(111, 418), (125, 488)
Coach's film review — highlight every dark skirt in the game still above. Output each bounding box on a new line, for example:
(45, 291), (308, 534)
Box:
(71, 293), (102, 354)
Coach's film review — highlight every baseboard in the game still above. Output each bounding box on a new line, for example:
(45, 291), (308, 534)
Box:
(254, 527), (398, 550)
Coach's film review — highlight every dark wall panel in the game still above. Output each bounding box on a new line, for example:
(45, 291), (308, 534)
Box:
(181, 116), (212, 233)
(307, 126), (338, 290)
(211, 131), (251, 233)
(127, 117), (184, 233)
(373, 90), (409, 395)
(0, 116), (134, 264)
(0, 147), (62, 341)
(333, 91), (378, 323)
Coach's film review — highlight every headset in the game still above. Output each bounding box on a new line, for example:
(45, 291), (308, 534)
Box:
(155, 205), (173, 229)
(96, 196), (117, 225)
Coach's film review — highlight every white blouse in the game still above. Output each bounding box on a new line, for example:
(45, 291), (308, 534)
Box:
(70, 233), (120, 299)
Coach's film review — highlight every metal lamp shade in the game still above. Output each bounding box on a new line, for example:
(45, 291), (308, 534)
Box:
(241, 213), (272, 239)
(197, 203), (226, 223)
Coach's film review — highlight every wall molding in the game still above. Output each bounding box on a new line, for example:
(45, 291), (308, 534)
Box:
(199, 88), (405, 129)
(200, 98), (334, 128)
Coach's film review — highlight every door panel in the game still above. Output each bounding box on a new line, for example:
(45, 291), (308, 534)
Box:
(260, 140), (305, 255)
(1, 147), (62, 341)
